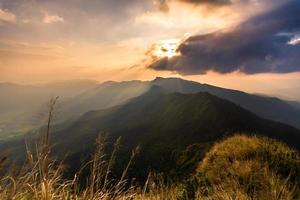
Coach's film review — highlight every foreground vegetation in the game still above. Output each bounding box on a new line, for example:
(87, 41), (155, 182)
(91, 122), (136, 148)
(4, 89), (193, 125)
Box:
(0, 133), (299, 200)
(195, 135), (300, 200)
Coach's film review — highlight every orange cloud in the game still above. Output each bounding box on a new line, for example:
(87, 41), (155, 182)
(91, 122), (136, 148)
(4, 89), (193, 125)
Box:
(0, 9), (16, 23)
(43, 13), (64, 24)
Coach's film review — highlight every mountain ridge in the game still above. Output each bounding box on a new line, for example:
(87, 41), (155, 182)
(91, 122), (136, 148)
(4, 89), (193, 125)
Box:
(1, 85), (300, 182)
(47, 87), (300, 180)
(1, 77), (300, 139)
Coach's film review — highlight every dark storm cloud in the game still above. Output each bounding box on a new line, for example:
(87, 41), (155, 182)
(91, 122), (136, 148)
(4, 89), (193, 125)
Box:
(149, 0), (300, 74)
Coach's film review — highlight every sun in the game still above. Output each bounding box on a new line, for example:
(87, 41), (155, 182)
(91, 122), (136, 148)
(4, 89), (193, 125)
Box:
(152, 38), (181, 58)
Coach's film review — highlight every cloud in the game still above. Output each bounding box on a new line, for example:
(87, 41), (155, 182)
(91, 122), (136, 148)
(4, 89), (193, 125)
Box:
(153, 0), (170, 12)
(0, 8), (16, 23)
(289, 36), (300, 45)
(148, 0), (300, 74)
(179, 0), (231, 5)
(154, 0), (232, 13)
(43, 13), (64, 24)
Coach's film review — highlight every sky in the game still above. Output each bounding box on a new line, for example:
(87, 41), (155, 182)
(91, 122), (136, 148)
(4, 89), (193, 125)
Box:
(0, 0), (300, 100)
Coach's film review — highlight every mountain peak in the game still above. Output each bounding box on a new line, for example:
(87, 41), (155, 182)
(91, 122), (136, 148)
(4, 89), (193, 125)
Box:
(101, 80), (117, 86)
(153, 77), (181, 81)
(153, 76), (165, 80)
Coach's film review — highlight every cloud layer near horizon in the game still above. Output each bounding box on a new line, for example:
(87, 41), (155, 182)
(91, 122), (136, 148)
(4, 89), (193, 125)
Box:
(149, 0), (300, 74)
(155, 0), (232, 12)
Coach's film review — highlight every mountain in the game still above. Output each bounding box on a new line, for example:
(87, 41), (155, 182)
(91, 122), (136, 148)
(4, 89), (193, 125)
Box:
(2, 86), (299, 181)
(59, 80), (150, 119)
(56, 77), (300, 128)
(35, 87), (300, 179)
(1, 77), (300, 138)
(152, 77), (300, 129)
(287, 100), (300, 111)
(56, 77), (300, 129)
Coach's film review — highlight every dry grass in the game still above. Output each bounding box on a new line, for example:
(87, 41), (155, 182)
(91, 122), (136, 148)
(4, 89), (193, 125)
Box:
(0, 98), (140, 200)
(196, 135), (300, 200)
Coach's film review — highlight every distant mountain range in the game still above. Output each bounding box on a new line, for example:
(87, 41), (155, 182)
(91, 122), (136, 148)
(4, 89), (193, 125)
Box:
(0, 77), (300, 139)
(59, 77), (300, 129)
(152, 77), (300, 129)
(59, 80), (150, 119)
(0, 77), (299, 137)
(1, 85), (300, 181)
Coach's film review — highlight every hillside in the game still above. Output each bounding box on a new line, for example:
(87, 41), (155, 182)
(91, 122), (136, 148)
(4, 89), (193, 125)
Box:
(3, 86), (300, 181)
(50, 77), (300, 129)
(152, 77), (300, 129)
(194, 135), (300, 199)
(1, 77), (299, 138)
(287, 100), (300, 111)
(40, 77), (300, 128)
(1, 86), (300, 199)
(59, 80), (150, 119)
